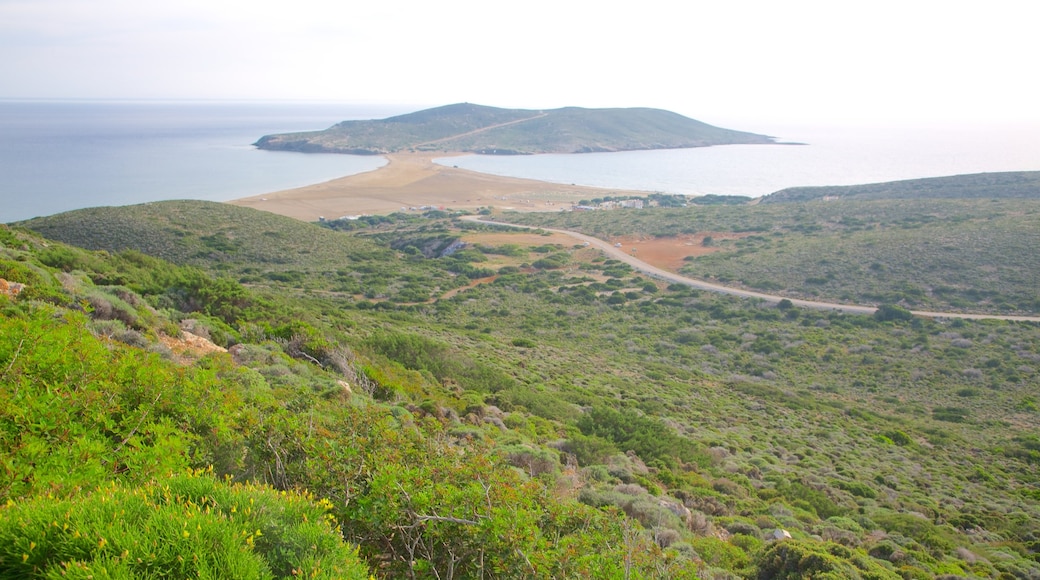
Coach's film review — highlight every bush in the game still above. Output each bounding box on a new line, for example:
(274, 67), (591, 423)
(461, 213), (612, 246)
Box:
(576, 405), (709, 469)
(0, 472), (369, 579)
(499, 443), (559, 477)
(874, 304), (913, 322)
(754, 539), (900, 579)
(885, 430), (913, 446)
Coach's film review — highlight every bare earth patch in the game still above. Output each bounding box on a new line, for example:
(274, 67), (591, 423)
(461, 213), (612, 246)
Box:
(609, 233), (751, 272)
(159, 331), (227, 365)
(461, 231), (578, 248)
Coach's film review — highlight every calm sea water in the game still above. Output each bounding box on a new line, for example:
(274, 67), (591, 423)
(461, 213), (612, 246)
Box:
(437, 122), (1040, 197)
(0, 101), (412, 223)
(3, 101), (1039, 223)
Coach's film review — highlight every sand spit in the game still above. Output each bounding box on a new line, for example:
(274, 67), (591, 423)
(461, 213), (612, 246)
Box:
(229, 153), (652, 221)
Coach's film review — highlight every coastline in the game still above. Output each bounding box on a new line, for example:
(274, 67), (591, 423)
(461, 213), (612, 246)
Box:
(228, 152), (653, 221)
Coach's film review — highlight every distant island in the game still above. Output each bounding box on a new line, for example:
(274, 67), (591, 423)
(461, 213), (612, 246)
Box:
(253, 103), (776, 155)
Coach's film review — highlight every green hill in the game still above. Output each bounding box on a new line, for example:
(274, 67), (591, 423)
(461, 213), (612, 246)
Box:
(253, 102), (775, 155)
(6, 198), (1040, 578)
(18, 201), (479, 303)
(760, 171), (1040, 203)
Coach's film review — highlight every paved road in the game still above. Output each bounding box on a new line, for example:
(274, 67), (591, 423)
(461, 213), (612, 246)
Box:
(463, 216), (1040, 322)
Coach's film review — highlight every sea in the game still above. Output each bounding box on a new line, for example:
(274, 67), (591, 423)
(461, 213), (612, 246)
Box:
(0, 100), (410, 223)
(3, 100), (1040, 223)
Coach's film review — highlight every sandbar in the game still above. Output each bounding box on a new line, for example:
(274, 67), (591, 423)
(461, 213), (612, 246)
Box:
(229, 153), (652, 221)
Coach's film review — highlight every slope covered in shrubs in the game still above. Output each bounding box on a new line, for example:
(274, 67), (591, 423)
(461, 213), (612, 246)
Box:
(5, 198), (1040, 578)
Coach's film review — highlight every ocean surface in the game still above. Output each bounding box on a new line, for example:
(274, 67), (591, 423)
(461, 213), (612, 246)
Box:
(0, 101), (412, 223)
(2, 101), (1039, 223)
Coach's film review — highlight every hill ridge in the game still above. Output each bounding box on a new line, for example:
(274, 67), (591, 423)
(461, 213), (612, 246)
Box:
(253, 103), (775, 155)
(761, 170), (1040, 203)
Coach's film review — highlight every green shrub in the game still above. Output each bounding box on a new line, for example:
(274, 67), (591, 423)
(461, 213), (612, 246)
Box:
(364, 330), (517, 393)
(932, 406), (969, 423)
(885, 430), (913, 446)
(835, 479), (878, 499)
(0, 472), (369, 579)
(874, 304), (913, 322)
(871, 512), (958, 555)
(499, 444), (559, 477)
(692, 536), (752, 571)
(754, 539), (900, 579)
(577, 405), (709, 469)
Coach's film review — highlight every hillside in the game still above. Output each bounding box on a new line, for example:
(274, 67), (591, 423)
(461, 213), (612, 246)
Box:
(19, 201), (484, 304)
(7, 200), (1040, 578)
(508, 189), (1040, 315)
(253, 102), (776, 155)
(760, 171), (1040, 203)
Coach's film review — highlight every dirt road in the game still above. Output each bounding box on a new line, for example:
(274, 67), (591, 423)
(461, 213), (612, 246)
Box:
(464, 217), (1040, 322)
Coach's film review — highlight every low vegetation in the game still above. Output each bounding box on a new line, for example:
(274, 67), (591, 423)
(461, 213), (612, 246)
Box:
(761, 171), (1040, 203)
(5, 190), (1040, 578)
(504, 196), (1040, 314)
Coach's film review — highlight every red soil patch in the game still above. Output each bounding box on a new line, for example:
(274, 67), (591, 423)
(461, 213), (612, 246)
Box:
(611, 233), (751, 272)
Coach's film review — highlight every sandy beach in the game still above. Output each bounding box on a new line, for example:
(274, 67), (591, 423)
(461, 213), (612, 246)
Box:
(229, 153), (653, 221)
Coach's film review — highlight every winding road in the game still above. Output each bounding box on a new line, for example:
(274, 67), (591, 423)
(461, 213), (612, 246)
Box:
(463, 216), (1040, 322)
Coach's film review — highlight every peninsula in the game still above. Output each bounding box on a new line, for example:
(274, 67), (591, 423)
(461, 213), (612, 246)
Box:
(237, 103), (775, 220)
(253, 102), (775, 155)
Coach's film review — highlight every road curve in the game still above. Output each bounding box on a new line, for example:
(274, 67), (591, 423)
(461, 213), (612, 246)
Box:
(462, 216), (1040, 322)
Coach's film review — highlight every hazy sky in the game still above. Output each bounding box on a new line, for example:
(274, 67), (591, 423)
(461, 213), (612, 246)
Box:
(2, 0), (1037, 127)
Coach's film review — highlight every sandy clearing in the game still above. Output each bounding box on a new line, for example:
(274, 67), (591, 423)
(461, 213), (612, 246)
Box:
(460, 231), (581, 248)
(229, 152), (654, 221)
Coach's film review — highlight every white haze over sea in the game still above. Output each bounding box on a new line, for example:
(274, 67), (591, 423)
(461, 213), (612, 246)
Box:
(437, 122), (1040, 198)
(2, 101), (1039, 223)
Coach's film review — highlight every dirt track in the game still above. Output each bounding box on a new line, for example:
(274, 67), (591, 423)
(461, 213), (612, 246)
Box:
(464, 217), (1040, 322)
(228, 156), (1040, 322)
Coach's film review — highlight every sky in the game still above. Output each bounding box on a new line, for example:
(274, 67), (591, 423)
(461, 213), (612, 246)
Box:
(2, 0), (1038, 128)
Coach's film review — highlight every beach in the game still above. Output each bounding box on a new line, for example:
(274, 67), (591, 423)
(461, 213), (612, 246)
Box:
(229, 152), (652, 221)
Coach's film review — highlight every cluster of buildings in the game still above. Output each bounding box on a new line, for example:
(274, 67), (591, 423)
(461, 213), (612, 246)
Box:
(572, 198), (645, 211)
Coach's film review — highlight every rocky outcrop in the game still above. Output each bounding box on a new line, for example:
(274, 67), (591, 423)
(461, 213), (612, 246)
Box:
(0, 279), (24, 298)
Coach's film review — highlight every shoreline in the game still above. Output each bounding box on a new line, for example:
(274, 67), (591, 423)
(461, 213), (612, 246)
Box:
(229, 152), (654, 221)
